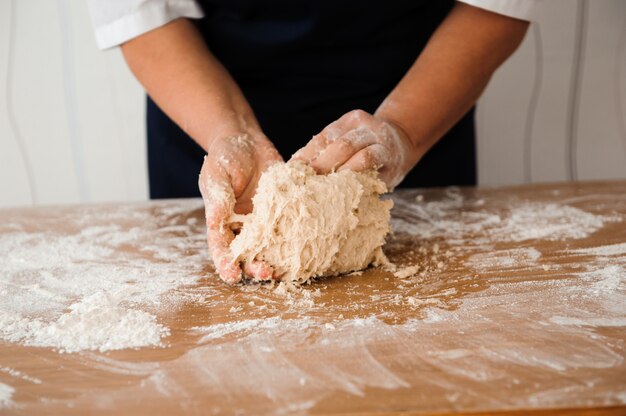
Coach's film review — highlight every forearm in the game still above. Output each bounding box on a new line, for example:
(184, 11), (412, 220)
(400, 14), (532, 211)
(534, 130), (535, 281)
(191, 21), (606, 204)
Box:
(376, 2), (529, 160)
(121, 19), (260, 151)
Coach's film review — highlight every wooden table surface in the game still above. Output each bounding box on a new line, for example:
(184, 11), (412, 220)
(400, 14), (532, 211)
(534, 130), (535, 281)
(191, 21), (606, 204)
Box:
(0, 181), (625, 415)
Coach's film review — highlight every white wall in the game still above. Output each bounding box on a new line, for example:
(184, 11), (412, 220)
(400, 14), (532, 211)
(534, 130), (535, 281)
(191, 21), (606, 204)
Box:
(477, 0), (626, 185)
(0, 0), (146, 206)
(1, 0), (625, 207)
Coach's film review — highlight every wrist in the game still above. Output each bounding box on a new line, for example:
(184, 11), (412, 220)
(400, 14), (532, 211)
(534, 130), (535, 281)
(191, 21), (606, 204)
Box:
(375, 111), (426, 167)
(203, 121), (264, 151)
(376, 105), (413, 142)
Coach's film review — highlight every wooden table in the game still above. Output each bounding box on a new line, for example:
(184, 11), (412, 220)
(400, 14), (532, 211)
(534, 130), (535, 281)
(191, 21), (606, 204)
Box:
(0, 181), (625, 415)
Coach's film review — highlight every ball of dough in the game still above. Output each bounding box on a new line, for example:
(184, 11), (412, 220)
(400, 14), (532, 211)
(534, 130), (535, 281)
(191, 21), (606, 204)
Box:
(229, 162), (393, 283)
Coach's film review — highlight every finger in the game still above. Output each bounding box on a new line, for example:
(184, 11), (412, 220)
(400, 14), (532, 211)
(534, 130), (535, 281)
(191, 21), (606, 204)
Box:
(310, 128), (377, 173)
(291, 109), (372, 163)
(291, 133), (329, 163)
(198, 158), (242, 284)
(207, 228), (241, 284)
(199, 157), (234, 221)
(234, 198), (253, 216)
(256, 138), (285, 166)
(243, 260), (274, 281)
(337, 143), (390, 174)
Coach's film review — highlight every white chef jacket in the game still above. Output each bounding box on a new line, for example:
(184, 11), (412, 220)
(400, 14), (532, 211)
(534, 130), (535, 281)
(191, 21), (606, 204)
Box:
(87, 0), (542, 50)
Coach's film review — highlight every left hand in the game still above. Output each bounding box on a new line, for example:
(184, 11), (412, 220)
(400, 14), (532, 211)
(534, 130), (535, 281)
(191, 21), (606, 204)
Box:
(198, 133), (283, 284)
(291, 110), (421, 190)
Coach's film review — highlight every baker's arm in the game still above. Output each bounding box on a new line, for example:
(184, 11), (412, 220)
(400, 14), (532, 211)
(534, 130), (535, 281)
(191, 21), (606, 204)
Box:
(293, 2), (530, 189)
(121, 18), (265, 152)
(122, 19), (281, 283)
(375, 2), (530, 167)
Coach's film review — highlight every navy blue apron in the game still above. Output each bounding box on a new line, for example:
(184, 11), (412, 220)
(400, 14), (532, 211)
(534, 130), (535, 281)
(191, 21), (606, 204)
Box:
(147, 0), (476, 198)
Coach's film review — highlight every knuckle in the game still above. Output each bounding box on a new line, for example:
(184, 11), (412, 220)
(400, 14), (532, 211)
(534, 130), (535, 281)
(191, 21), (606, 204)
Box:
(346, 109), (367, 122)
(362, 145), (387, 168)
(336, 137), (355, 153)
(352, 109), (368, 118)
(311, 134), (328, 148)
(360, 149), (375, 166)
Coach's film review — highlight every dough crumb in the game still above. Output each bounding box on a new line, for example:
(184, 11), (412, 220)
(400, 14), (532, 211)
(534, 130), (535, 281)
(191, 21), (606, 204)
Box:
(230, 162), (393, 284)
(393, 265), (421, 279)
(274, 281), (299, 296)
(406, 297), (443, 308)
(228, 306), (242, 313)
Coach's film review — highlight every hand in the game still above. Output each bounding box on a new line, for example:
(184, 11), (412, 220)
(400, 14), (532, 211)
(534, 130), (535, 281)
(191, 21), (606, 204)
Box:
(198, 133), (283, 284)
(291, 110), (421, 190)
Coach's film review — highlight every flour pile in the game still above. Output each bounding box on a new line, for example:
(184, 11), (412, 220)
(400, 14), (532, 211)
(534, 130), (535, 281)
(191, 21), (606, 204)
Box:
(229, 162), (393, 283)
(0, 201), (205, 353)
(0, 291), (169, 353)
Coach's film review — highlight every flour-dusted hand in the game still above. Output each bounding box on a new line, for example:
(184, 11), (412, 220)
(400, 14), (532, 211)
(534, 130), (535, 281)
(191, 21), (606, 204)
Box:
(198, 134), (283, 284)
(292, 110), (420, 190)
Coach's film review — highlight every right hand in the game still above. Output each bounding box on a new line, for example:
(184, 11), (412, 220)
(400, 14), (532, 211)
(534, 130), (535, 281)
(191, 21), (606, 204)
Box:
(198, 133), (283, 284)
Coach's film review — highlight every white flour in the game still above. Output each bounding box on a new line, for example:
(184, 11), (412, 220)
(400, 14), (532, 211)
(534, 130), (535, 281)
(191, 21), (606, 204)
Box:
(0, 367), (42, 384)
(550, 316), (626, 327)
(568, 242), (626, 257)
(0, 201), (205, 353)
(193, 316), (315, 343)
(391, 189), (613, 244)
(0, 291), (169, 353)
(493, 203), (606, 241)
(468, 247), (541, 269)
(0, 382), (14, 408)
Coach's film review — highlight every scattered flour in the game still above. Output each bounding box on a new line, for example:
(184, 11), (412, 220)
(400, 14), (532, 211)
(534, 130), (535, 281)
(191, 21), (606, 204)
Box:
(0, 367), (42, 385)
(550, 316), (626, 327)
(193, 316), (315, 343)
(568, 242), (626, 257)
(0, 201), (204, 353)
(585, 265), (625, 295)
(392, 190), (613, 244)
(493, 203), (606, 242)
(406, 297), (443, 308)
(550, 265), (626, 328)
(468, 247), (541, 270)
(0, 382), (14, 408)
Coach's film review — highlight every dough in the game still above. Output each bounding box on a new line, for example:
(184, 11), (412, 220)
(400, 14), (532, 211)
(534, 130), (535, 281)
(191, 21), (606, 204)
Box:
(229, 162), (393, 283)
